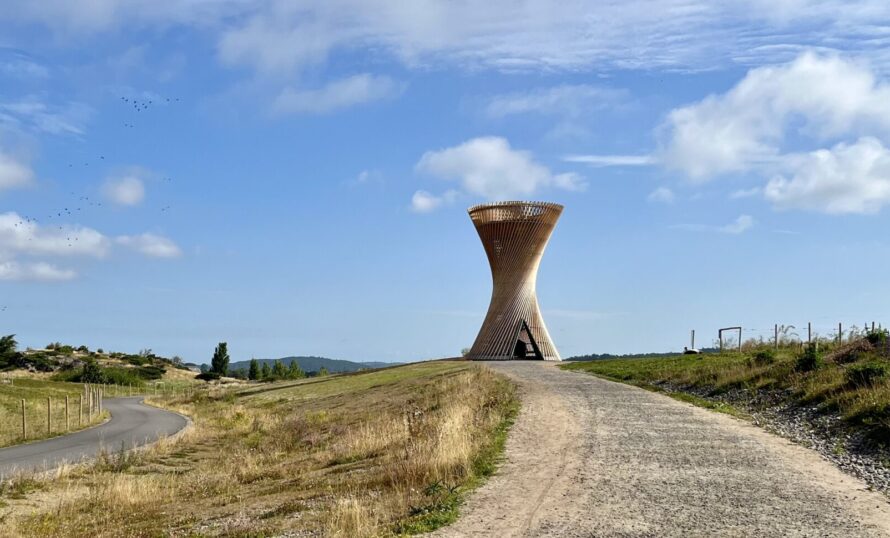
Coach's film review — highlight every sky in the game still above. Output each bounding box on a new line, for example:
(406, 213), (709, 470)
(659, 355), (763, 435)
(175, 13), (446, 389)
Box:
(3, 1), (890, 364)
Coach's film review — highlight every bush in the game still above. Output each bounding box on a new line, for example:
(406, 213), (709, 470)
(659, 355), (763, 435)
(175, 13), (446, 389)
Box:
(827, 338), (873, 364)
(752, 349), (776, 366)
(137, 365), (166, 380)
(196, 371), (221, 381)
(124, 355), (149, 366)
(796, 344), (823, 372)
(866, 329), (888, 347)
(845, 362), (888, 388)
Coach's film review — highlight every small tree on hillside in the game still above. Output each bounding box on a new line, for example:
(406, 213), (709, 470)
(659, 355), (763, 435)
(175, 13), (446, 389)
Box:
(318, 366), (329, 377)
(0, 335), (17, 358)
(248, 358), (260, 380)
(287, 360), (305, 379)
(260, 362), (271, 379)
(210, 342), (230, 376)
(272, 359), (286, 379)
(81, 358), (106, 383)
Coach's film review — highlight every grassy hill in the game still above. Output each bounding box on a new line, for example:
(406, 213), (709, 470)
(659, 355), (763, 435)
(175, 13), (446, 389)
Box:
(0, 361), (517, 537)
(226, 356), (398, 375)
(563, 331), (890, 442)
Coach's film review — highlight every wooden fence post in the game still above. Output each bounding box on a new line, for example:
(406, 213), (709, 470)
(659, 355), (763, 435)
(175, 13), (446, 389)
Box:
(46, 397), (51, 434)
(808, 322), (812, 344)
(838, 322), (843, 344)
(65, 396), (69, 431)
(21, 399), (26, 440)
(79, 396), (83, 426)
(774, 324), (779, 350)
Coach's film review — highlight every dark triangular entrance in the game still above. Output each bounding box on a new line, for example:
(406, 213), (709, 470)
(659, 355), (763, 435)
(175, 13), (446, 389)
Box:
(512, 320), (544, 359)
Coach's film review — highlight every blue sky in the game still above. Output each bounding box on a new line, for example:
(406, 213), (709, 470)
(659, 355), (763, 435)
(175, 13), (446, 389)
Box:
(3, 2), (890, 363)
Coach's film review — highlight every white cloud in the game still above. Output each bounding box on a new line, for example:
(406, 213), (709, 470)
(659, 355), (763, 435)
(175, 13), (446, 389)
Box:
(0, 212), (180, 280)
(116, 233), (182, 258)
(648, 187), (675, 204)
(672, 214), (754, 234)
(0, 54), (49, 79)
(730, 187), (761, 199)
(102, 174), (145, 206)
(655, 53), (890, 215)
(720, 214), (754, 234)
(9, 1), (890, 75)
(485, 85), (626, 118)
(410, 190), (458, 213)
(765, 137), (890, 214)
(415, 136), (585, 201)
(661, 53), (890, 181)
(564, 154), (656, 167)
(0, 149), (33, 192)
(272, 74), (402, 115)
(0, 98), (91, 136)
(0, 212), (110, 258)
(0, 260), (75, 281)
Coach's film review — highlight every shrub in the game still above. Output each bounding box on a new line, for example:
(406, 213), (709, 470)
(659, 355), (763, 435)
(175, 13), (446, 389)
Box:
(752, 349), (775, 366)
(845, 362), (888, 388)
(796, 344), (823, 372)
(196, 371), (221, 381)
(137, 365), (166, 380)
(866, 329), (888, 347)
(827, 338), (873, 364)
(81, 358), (107, 383)
(124, 355), (148, 366)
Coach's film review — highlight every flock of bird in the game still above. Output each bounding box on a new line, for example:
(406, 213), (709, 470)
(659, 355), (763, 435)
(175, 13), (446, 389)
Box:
(2, 93), (183, 302)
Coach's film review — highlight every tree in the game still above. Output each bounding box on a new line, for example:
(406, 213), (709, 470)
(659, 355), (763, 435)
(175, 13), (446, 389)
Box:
(260, 362), (271, 379)
(317, 366), (329, 377)
(210, 342), (230, 376)
(0, 335), (21, 368)
(0, 335), (17, 358)
(272, 359), (286, 379)
(248, 358), (260, 380)
(287, 360), (305, 379)
(81, 358), (106, 383)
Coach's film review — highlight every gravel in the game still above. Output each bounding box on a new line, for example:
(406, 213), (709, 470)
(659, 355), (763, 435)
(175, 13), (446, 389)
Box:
(651, 381), (890, 497)
(429, 362), (890, 537)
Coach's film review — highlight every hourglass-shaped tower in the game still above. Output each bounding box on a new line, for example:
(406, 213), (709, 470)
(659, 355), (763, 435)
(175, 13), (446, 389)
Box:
(466, 201), (563, 361)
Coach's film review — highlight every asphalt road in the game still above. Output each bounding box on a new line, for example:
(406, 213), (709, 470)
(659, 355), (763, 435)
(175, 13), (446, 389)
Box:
(432, 361), (890, 537)
(0, 397), (188, 479)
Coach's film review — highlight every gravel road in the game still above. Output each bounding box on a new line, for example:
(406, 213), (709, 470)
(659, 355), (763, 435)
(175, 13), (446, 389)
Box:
(0, 397), (188, 479)
(431, 361), (890, 537)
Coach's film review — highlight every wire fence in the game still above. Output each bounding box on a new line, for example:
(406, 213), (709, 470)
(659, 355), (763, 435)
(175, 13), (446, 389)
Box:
(691, 320), (885, 352)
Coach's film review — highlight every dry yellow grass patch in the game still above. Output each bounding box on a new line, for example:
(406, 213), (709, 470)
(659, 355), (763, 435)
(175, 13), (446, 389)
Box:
(0, 361), (517, 537)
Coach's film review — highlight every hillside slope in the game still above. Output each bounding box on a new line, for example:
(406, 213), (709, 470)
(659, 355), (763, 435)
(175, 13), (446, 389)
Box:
(227, 356), (397, 374)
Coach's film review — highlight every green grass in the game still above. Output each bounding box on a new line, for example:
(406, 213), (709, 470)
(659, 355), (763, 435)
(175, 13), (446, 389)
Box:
(2, 361), (519, 538)
(562, 338), (890, 442)
(0, 378), (109, 447)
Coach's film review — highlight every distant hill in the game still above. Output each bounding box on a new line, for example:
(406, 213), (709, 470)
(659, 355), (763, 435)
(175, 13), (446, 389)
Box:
(225, 356), (398, 374)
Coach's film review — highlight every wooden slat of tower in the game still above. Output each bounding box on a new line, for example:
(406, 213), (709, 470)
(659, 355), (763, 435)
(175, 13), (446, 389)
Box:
(466, 201), (563, 361)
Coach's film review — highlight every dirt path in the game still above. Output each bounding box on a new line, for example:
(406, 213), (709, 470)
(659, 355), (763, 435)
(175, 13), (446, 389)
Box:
(430, 361), (890, 537)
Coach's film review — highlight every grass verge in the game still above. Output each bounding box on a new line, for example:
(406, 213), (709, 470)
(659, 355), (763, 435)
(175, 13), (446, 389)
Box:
(562, 335), (890, 443)
(0, 379), (109, 447)
(0, 360), (518, 537)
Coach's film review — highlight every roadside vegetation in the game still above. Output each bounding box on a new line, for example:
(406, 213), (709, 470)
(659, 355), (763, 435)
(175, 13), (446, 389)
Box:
(563, 329), (890, 443)
(0, 378), (109, 448)
(0, 360), (518, 537)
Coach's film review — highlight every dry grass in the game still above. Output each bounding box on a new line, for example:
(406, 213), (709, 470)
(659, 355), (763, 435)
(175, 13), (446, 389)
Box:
(0, 379), (109, 447)
(0, 361), (517, 537)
